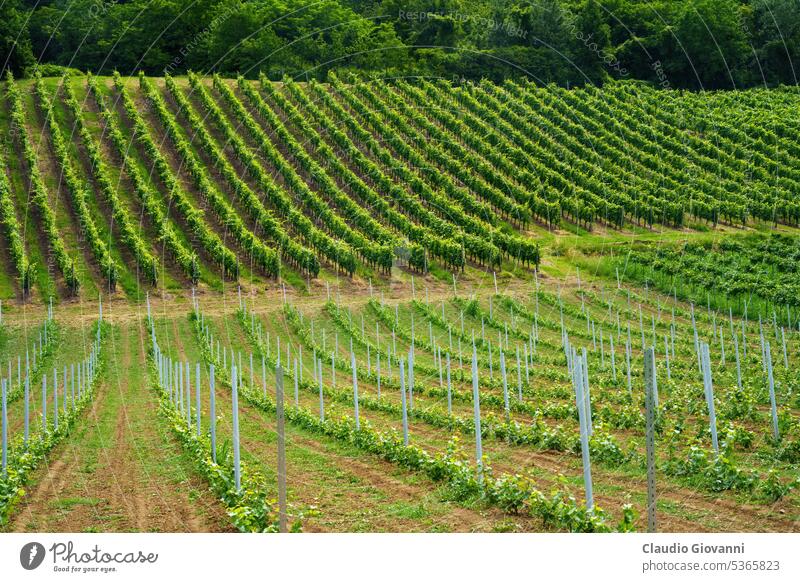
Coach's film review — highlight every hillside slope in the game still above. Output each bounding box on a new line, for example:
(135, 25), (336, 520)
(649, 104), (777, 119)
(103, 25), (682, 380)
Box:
(1, 72), (798, 302)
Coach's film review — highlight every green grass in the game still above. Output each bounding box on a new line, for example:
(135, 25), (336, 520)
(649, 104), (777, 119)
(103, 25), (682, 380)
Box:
(49, 79), (144, 300)
(49, 497), (102, 509)
(385, 501), (431, 519)
(92, 77), (221, 293)
(23, 80), (98, 297)
(0, 94), (55, 301)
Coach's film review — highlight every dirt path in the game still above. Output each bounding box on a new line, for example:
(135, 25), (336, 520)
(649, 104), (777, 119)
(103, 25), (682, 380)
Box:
(233, 310), (800, 532)
(6, 315), (232, 532)
(3, 280), (797, 533)
(164, 314), (534, 532)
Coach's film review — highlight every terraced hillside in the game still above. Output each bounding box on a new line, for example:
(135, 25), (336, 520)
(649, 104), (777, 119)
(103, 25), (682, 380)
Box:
(1, 72), (800, 302)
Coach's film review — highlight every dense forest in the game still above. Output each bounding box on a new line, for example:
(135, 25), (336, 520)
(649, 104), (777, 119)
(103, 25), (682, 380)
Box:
(1, 0), (799, 88)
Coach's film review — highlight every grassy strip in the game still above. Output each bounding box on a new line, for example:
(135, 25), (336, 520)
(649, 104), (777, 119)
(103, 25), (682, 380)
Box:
(145, 317), (286, 532)
(34, 75), (119, 289)
(192, 309), (622, 532)
(0, 140), (33, 294)
(5, 72), (80, 293)
(62, 74), (158, 285)
(0, 320), (105, 525)
(5, 320), (60, 405)
(279, 302), (799, 503)
(275, 303), (633, 457)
